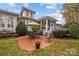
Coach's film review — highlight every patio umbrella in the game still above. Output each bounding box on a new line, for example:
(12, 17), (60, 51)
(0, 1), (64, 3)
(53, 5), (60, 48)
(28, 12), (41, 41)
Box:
(28, 22), (40, 26)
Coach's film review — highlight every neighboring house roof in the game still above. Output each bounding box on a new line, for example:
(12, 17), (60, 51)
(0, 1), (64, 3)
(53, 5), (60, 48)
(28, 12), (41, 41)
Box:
(55, 23), (64, 28)
(56, 24), (62, 26)
(20, 7), (36, 15)
(38, 16), (57, 22)
(0, 9), (18, 16)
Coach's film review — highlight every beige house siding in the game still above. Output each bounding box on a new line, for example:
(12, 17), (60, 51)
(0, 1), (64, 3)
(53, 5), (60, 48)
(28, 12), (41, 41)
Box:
(0, 13), (17, 32)
(21, 8), (35, 18)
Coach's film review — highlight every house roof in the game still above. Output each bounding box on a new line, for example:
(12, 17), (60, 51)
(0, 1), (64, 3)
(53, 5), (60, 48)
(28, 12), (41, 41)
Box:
(38, 16), (57, 22)
(0, 9), (18, 16)
(20, 7), (36, 15)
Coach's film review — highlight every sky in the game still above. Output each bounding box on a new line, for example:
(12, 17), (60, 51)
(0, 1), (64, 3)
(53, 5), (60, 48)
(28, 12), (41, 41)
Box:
(0, 3), (65, 24)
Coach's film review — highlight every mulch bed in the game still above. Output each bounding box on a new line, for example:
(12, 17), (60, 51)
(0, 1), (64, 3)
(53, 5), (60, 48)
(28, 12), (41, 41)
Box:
(0, 34), (18, 39)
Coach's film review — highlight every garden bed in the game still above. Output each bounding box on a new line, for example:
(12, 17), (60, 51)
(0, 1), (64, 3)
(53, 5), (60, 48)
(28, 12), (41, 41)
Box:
(0, 34), (18, 38)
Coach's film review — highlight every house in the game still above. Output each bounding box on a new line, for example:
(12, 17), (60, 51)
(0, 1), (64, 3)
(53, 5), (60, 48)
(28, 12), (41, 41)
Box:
(55, 24), (63, 29)
(39, 16), (57, 31)
(0, 7), (38, 32)
(0, 7), (62, 33)
(0, 9), (18, 32)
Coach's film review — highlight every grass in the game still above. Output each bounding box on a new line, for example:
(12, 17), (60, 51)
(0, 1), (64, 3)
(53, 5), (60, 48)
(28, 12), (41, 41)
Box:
(0, 37), (79, 56)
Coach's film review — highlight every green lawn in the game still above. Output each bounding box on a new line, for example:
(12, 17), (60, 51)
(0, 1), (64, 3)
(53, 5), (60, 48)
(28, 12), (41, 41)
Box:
(0, 37), (79, 56)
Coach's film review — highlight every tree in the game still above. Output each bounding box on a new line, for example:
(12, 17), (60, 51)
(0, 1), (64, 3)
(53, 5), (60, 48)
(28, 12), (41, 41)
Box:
(63, 3), (79, 27)
(16, 22), (27, 36)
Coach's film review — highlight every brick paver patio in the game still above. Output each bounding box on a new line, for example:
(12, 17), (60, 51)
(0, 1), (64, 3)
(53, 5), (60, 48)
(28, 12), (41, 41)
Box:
(18, 36), (54, 51)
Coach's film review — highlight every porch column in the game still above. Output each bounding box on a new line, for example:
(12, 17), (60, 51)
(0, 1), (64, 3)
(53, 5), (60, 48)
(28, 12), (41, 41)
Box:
(45, 19), (48, 31)
(40, 21), (42, 29)
(53, 23), (55, 30)
(50, 20), (52, 29)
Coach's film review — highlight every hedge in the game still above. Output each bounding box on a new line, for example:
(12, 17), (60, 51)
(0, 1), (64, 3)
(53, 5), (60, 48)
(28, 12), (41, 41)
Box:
(68, 23), (79, 39)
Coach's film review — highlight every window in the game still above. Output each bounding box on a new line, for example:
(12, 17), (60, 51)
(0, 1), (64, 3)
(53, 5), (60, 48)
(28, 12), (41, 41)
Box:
(0, 15), (5, 27)
(26, 11), (29, 17)
(30, 13), (32, 17)
(7, 16), (13, 28)
(25, 20), (28, 25)
(29, 12), (31, 17)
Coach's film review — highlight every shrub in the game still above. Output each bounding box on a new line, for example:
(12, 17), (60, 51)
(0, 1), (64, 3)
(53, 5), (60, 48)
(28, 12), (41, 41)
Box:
(68, 23), (79, 39)
(0, 31), (7, 35)
(64, 22), (72, 28)
(32, 26), (40, 32)
(16, 22), (27, 36)
(0, 31), (15, 35)
(52, 29), (68, 38)
(29, 26), (40, 39)
(38, 29), (44, 35)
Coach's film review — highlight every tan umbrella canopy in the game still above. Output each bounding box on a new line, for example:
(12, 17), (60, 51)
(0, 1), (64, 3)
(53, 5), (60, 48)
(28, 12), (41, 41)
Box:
(28, 22), (40, 26)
